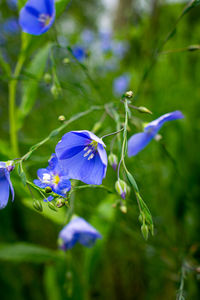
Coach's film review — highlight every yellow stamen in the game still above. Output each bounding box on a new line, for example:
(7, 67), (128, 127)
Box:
(53, 175), (60, 185)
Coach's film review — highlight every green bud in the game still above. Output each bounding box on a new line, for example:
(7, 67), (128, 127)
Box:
(33, 200), (43, 212)
(63, 57), (70, 64)
(115, 179), (128, 199)
(141, 224), (149, 240)
(45, 186), (52, 193)
(44, 73), (52, 84)
(51, 84), (61, 99)
(58, 115), (66, 122)
(138, 106), (152, 115)
(56, 198), (65, 208)
(108, 153), (118, 171)
(48, 202), (57, 212)
(120, 204), (127, 214)
(125, 90), (134, 98)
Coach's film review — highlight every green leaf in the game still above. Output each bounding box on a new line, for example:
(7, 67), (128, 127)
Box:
(17, 43), (52, 129)
(0, 243), (63, 263)
(183, 0), (200, 16)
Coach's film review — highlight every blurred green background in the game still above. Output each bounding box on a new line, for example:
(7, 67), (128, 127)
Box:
(0, 0), (200, 299)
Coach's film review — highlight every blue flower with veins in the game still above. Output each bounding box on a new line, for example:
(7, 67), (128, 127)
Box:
(0, 161), (14, 209)
(34, 154), (71, 197)
(128, 111), (184, 157)
(19, 0), (55, 35)
(55, 130), (108, 185)
(58, 216), (102, 250)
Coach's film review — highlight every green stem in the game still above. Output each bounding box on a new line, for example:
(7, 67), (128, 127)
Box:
(9, 54), (26, 156)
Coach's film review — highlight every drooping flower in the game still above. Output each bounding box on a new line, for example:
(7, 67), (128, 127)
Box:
(0, 161), (14, 209)
(19, 0), (55, 35)
(113, 74), (130, 96)
(55, 130), (107, 185)
(58, 216), (102, 250)
(34, 153), (71, 197)
(128, 111), (184, 156)
(72, 46), (87, 62)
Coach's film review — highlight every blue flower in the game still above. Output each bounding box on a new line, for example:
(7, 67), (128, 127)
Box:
(55, 130), (108, 185)
(113, 74), (130, 95)
(58, 216), (102, 250)
(0, 162), (14, 209)
(112, 41), (128, 58)
(72, 46), (87, 62)
(3, 18), (19, 34)
(99, 31), (112, 52)
(81, 29), (94, 44)
(34, 154), (71, 197)
(19, 0), (55, 35)
(128, 111), (184, 156)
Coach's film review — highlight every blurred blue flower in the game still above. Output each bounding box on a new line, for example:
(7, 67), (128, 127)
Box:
(113, 74), (130, 95)
(58, 216), (102, 250)
(3, 18), (19, 34)
(72, 46), (87, 62)
(112, 41), (128, 58)
(34, 154), (71, 197)
(19, 0), (55, 35)
(0, 162), (14, 209)
(81, 29), (94, 44)
(128, 111), (184, 156)
(55, 130), (108, 185)
(99, 31), (112, 52)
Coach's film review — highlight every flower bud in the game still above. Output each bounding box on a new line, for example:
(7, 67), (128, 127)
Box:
(92, 121), (102, 133)
(115, 179), (128, 199)
(141, 224), (149, 240)
(108, 153), (118, 171)
(51, 84), (61, 99)
(45, 186), (52, 193)
(58, 115), (66, 122)
(56, 198), (65, 208)
(44, 73), (52, 84)
(48, 202), (57, 212)
(120, 204), (127, 214)
(138, 106), (152, 115)
(125, 90), (133, 98)
(33, 200), (43, 212)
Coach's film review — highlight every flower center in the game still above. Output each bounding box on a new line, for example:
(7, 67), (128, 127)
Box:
(83, 140), (98, 160)
(38, 14), (52, 26)
(53, 175), (60, 185)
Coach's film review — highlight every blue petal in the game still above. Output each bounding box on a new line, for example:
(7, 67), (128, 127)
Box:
(0, 176), (10, 209)
(33, 179), (47, 189)
(128, 132), (155, 157)
(44, 195), (54, 202)
(37, 168), (49, 180)
(5, 170), (14, 202)
(145, 110), (184, 132)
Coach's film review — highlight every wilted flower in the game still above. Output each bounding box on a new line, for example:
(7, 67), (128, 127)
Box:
(34, 154), (71, 197)
(72, 46), (87, 62)
(19, 0), (55, 35)
(58, 216), (102, 250)
(0, 162), (14, 209)
(113, 74), (130, 95)
(55, 130), (108, 185)
(128, 111), (184, 156)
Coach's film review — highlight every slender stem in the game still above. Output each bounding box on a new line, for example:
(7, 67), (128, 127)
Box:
(9, 54), (26, 156)
(101, 128), (124, 140)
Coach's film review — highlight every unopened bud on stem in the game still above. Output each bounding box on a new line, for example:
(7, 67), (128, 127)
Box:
(115, 179), (129, 199)
(108, 153), (118, 171)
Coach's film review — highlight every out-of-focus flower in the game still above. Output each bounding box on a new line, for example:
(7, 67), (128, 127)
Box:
(72, 46), (87, 62)
(55, 130), (107, 185)
(81, 29), (94, 44)
(34, 154), (71, 197)
(128, 111), (184, 156)
(3, 18), (19, 34)
(58, 216), (102, 250)
(113, 74), (130, 95)
(19, 0), (55, 35)
(99, 31), (112, 52)
(112, 41), (129, 58)
(0, 161), (14, 209)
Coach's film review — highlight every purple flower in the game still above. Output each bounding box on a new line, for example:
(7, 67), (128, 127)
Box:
(19, 0), (55, 35)
(128, 111), (184, 156)
(58, 216), (102, 250)
(34, 154), (71, 197)
(0, 162), (14, 209)
(113, 74), (130, 95)
(55, 130), (107, 185)
(72, 46), (87, 62)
